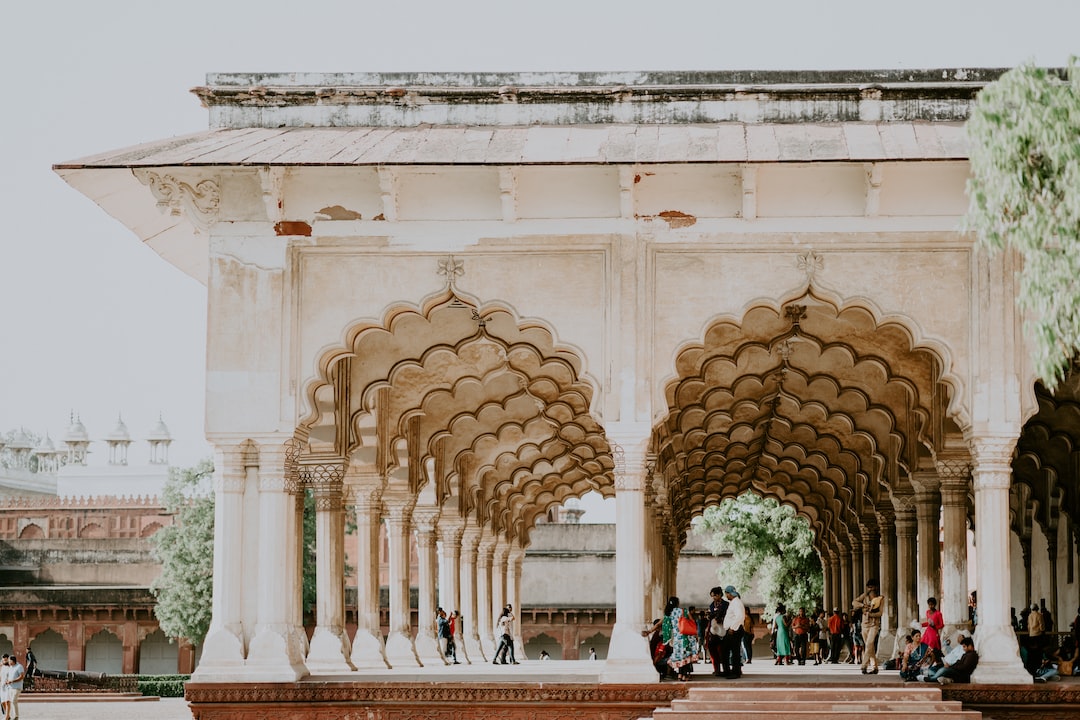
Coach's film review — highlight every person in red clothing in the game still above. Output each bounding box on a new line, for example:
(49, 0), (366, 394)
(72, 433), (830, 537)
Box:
(922, 597), (945, 651)
(791, 607), (813, 665)
(828, 608), (844, 663)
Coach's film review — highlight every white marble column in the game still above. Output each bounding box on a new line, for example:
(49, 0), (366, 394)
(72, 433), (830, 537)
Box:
(876, 510), (898, 657)
(305, 462), (355, 673)
(476, 532), (497, 658)
(348, 480), (389, 669)
(970, 434), (1027, 682)
(193, 443), (248, 677)
(600, 440), (658, 683)
(911, 469), (942, 607)
(828, 554), (841, 610)
(492, 539), (509, 629)
(893, 497), (918, 634)
(508, 543), (526, 659)
(851, 543), (865, 599)
(383, 497), (422, 667)
(820, 555), (833, 611)
(459, 525), (485, 661)
(246, 441), (308, 680)
(938, 458), (973, 640)
(436, 517), (464, 662)
(412, 508), (445, 665)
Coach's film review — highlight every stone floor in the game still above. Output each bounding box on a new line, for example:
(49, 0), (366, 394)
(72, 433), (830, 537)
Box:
(21, 657), (1079, 719)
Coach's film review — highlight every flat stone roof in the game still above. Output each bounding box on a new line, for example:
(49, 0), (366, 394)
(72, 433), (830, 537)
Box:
(188, 68), (1028, 129)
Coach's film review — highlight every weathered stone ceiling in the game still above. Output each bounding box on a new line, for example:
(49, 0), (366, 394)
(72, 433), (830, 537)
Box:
(656, 291), (950, 553)
(300, 289), (614, 543)
(1014, 380), (1080, 542)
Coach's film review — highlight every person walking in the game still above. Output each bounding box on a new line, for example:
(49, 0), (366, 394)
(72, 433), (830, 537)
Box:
(828, 607), (844, 663)
(791, 607), (812, 665)
(922, 597), (944, 652)
(492, 607), (514, 665)
(773, 603), (792, 665)
(5, 653), (24, 720)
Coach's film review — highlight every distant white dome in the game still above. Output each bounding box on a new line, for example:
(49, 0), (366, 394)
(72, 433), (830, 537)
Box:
(147, 416), (172, 442)
(9, 428), (33, 449)
(35, 433), (56, 453)
(107, 415), (131, 442)
(64, 415), (89, 443)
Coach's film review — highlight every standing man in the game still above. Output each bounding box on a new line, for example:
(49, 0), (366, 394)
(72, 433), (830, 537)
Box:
(722, 585), (746, 679)
(706, 586), (729, 676)
(791, 608), (813, 665)
(828, 607), (844, 663)
(437, 608), (452, 661)
(504, 604), (519, 664)
(853, 579), (884, 674)
(0, 654), (9, 720)
(5, 653), (24, 720)
(447, 610), (460, 664)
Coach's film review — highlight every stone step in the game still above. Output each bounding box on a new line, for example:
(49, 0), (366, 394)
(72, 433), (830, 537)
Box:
(653, 710), (981, 720)
(686, 686), (944, 701)
(23, 691), (159, 702)
(671, 699), (967, 712)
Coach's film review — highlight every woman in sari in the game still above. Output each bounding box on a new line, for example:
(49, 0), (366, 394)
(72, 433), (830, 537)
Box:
(922, 597), (944, 651)
(773, 603), (793, 665)
(900, 630), (929, 681)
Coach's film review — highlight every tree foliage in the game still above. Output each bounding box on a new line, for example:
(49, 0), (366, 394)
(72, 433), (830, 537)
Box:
(150, 460), (321, 644)
(151, 458), (215, 644)
(694, 493), (822, 611)
(967, 60), (1080, 388)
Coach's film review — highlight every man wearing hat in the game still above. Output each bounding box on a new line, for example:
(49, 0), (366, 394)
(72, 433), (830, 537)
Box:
(853, 578), (884, 674)
(721, 585), (746, 678)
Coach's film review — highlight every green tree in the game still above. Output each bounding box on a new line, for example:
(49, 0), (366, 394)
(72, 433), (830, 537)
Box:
(150, 461), (321, 644)
(151, 458), (215, 644)
(967, 60), (1080, 388)
(694, 493), (822, 611)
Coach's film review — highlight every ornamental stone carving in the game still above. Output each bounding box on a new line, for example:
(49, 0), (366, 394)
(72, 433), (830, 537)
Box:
(133, 169), (220, 231)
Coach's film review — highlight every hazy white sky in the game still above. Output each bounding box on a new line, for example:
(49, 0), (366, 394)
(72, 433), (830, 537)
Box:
(1, 0), (1077, 474)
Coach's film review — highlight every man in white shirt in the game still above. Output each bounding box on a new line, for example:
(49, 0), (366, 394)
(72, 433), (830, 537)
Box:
(4, 654), (23, 720)
(0, 655), (10, 720)
(722, 585), (747, 679)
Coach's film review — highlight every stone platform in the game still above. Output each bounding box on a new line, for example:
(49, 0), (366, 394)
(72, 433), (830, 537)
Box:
(182, 660), (1080, 720)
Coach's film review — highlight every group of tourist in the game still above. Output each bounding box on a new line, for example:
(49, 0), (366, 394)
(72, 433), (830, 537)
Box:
(645, 585), (749, 681)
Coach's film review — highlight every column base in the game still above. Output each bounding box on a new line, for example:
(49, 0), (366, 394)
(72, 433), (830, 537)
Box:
(306, 626), (357, 674)
(350, 628), (391, 669)
(414, 632), (447, 666)
(599, 623), (658, 684)
(465, 635), (486, 663)
(973, 624), (1028, 684)
(193, 624), (246, 676)
(514, 636), (526, 661)
(481, 634), (497, 659)
(242, 625), (309, 681)
(384, 630), (423, 667)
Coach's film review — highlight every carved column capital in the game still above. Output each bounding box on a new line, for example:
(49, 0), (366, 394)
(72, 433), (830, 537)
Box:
(412, 507), (440, 535)
(969, 434), (1018, 475)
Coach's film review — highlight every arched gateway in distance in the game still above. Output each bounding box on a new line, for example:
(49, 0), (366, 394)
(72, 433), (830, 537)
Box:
(56, 69), (1072, 688)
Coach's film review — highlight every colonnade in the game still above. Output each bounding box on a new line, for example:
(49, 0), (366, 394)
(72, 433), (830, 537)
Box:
(192, 428), (1026, 684)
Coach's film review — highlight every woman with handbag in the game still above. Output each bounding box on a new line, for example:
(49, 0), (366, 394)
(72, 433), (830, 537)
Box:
(645, 596), (699, 681)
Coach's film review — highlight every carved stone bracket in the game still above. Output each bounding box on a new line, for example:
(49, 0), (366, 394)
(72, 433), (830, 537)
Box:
(133, 169), (220, 231)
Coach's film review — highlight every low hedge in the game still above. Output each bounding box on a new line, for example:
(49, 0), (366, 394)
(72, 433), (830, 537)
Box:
(136, 674), (190, 698)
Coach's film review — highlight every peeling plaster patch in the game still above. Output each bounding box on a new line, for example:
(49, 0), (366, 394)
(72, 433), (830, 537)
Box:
(658, 210), (696, 228)
(274, 220), (312, 236)
(372, 213), (386, 221)
(314, 205), (363, 221)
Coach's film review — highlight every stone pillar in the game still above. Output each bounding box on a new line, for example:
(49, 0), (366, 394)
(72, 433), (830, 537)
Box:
(412, 508), (445, 665)
(911, 469), (942, 607)
(839, 547), (852, 613)
(246, 441), (308, 680)
(194, 443), (249, 676)
(851, 543), (865, 599)
(383, 497), (421, 667)
(820, 555), (833, 610)
(348, 480), (389, 669)
(508, 543), (526, 659)
(600, 440), (658, 683)
(876, 510), (898, 657)
(828, 554), (841, 610)
(492, 538), (510, 635)
(436, 517), (464, 661)
(305, 461), (355, 673)
(970, 434), (1027, 682)
(476, 532), (497, 658)
(893, 495), (918, 635)
(459, 525), (485, 661)
(938, 457), (973, 640)
(862, 526), (881, 591)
